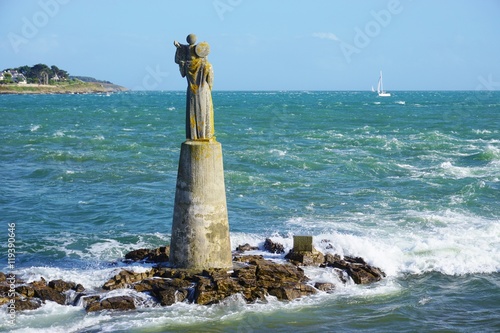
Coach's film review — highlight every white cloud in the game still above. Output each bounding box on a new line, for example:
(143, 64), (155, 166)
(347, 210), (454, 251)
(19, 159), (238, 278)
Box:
(312, 32), (340, 42)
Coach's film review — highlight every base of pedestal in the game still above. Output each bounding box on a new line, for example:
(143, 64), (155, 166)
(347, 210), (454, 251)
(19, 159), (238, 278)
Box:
(169, 140), (232, 270)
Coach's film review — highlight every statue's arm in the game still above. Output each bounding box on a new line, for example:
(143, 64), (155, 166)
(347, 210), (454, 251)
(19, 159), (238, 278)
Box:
(207, 63), (214, 90)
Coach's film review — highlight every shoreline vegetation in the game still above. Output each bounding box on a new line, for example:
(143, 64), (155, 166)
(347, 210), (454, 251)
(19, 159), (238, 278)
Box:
(0, 63), (128, 94)
(0, 81), (128, 95)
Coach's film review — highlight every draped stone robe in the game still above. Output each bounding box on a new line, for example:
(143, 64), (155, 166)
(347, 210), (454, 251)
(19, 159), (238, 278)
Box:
(176, 45), (214, 140)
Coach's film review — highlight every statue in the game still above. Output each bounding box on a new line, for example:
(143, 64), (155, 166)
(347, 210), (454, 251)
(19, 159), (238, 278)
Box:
(170, 35), (232, 270)
(174, 34), (214, 141)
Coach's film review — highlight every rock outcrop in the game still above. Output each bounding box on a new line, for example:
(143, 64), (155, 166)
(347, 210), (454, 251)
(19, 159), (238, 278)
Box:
(322, 253), (386, 284)
(263, 238), (285, 254)
(0, 274), (84, 311)
(85, 295), (136, 312)
(100, 254), (316, 307)
(0, 239), (385, 313)
(124, 246), (170, 263)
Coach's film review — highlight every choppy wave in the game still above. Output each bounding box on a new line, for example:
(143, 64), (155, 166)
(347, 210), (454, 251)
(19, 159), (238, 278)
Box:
(1, 91), (498, 332)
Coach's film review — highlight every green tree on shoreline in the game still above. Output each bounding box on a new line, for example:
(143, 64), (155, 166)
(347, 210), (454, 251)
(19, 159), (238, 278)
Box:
(1, 63), (70, 84)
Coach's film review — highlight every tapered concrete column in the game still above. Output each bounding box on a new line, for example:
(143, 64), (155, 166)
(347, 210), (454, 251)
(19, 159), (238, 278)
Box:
(169, 139), (232, 270)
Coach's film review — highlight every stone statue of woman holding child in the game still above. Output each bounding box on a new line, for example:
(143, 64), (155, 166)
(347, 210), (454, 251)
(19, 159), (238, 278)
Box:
(174, 34), (214, 141)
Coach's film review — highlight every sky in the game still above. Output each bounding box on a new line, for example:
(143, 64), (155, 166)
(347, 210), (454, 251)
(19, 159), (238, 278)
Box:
(1, 0), (499, 91)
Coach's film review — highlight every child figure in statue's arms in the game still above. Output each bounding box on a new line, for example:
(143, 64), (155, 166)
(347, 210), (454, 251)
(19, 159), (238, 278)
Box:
(173, 34), (197, 78)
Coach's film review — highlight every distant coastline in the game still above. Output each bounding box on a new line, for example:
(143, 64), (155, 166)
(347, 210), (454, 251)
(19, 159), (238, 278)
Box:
(0, 82), (128, 95)
(1, 64), (128, 95)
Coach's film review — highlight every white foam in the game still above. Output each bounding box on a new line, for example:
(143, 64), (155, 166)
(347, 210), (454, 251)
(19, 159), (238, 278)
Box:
(1, 279), (403, 333)
(9, 220), (496, 331)
(16, 266), (116, 290)
(276, 210), (499, 276)
(8, 215), (496, 331)
(230, 232), (265, 251)
(30, 124), (41, 132)
(53, 130), (65, 137)
(86, 239), (138, 262)
(400, 210), (500, 275)
(472, 129), (492, 134)
(270, 149), (287, 156)
(439, 159), (498, 179)
(4, 301), (93, 333)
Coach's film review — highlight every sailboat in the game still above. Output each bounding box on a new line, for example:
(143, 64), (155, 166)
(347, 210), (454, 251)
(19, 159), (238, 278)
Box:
(377, 71), (391, 97)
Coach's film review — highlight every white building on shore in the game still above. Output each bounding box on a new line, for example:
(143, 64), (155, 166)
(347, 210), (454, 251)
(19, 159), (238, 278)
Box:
(0, 70), (27, 84)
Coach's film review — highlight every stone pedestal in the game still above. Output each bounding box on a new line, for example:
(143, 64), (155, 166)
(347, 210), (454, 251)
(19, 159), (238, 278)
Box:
(169, 140), (232, 270)
(293, 236), (313, 252)
(285, 236), (325, 266)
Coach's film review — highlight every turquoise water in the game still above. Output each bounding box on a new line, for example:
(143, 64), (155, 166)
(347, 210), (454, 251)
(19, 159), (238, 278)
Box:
(0, 91), (499, 332)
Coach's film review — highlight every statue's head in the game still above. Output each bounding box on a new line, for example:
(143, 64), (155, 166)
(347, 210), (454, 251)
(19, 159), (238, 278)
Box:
(186, 34), (197, 45)
(195, 42), (210, 58)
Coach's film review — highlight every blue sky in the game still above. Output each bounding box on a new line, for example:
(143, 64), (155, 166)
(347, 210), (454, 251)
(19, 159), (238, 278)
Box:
(1, 0), (499, 91)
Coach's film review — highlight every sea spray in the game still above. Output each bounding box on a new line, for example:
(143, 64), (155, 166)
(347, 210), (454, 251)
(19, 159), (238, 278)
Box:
(1, 91), (498, 332)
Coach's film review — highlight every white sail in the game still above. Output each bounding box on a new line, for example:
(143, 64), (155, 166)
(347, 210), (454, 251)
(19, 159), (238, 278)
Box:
(377, 71), (391, 97)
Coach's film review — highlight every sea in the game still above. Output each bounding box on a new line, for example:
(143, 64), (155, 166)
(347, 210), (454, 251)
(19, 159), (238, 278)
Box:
(0, 91), (499, 332)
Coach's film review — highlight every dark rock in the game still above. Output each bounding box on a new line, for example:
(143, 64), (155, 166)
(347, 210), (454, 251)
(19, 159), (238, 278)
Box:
(103, 269), (154, 290)
(268, 282), (317, 301)
(86, 296), (136, 312)
(324, 253), (342, 265)
(314, 282), (335, 292)
(175, 288), (189, 303)
(33, 287), (66, 305)
(74, 284), (85, 292)
(133, 278), (191, 305)
(345, 255), (367, 265)
(263, 238), (285, 254)
(16, 285), (35, 298)
(324, 254), (385, 284)
(233, 254), (264, 263)
(254, 259), (306, 289)
(124, 247), (170, 263)
(285, 249), (325, 266)
(191, 269), (246, 305)
(80, 295), (100, 308)
(124, 248), (150, 261)
(155, 268), (200, 280)
(0, 242), (386, 313)
(0, 284), (9, 295)
(3, 277), (82, 309)
(48, 279), (76, 292)
(232, 265), (257, 287)
(31, 277), (47, 289)
(347, 264), (385, 284)
(231, 255), (313, 302)
(156, 287), (180, 306)
(235, 243), (259, 252)
(147, 246), (170, 263)
(15, 298), (42, 311)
